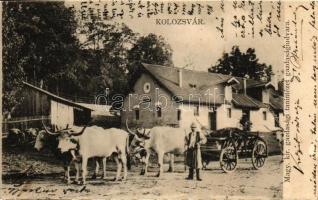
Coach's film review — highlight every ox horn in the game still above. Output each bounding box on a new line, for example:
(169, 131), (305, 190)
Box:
(125, 119), (135, 135)
(42, 121), (59, 135)
(68, 126), (87, 136)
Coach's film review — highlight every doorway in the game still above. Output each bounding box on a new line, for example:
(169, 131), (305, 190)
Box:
(209, 110), (217, 131)
(241, 109), (251, 131)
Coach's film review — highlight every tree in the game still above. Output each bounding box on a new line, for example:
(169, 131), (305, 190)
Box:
(80, 21), (173, 97)
(208, 46), (273, 81)
(3, 2), (26, 116)
(3, 2), (86, 115)
(127, 33), (173, 86)
(80, 21), (137, 97)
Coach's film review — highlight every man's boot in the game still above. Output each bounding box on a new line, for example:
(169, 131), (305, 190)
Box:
(186, 168), (194, 180)
(196, 169), (202, 181)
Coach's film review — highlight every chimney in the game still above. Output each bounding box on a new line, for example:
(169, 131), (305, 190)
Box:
(271, 73), (278, 90)
(243, 78), (247, 95)
(178, 69), (182, 87)
(40, 79), (43, 89)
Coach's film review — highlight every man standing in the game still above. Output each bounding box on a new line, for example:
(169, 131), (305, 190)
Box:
(185, 122), (207, 181)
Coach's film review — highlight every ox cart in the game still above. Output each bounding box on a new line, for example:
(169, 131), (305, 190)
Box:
(200, 128), (268, 173)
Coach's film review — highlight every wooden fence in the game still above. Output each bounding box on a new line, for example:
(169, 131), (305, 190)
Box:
(2, 116), (51, 136)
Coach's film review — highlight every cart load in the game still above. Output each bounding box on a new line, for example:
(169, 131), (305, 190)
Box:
(201, 128), (268, 173)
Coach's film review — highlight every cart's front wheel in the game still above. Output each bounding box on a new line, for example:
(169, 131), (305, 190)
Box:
(220, 143), (237, 173)
(252, 140), (267, 169)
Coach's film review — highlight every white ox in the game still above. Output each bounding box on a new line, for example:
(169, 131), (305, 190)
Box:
(126, 120), (188, 177)
(57, 126), (129, 185)
(39, 125), (103, 184)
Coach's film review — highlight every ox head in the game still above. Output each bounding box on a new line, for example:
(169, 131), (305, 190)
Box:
(7, 128), (24, 145)
(35, 122), (62, 151)
(35, 129), (52, 151)
(36, 121), (86, 153)
(57, 134), (79, 153)
(25, 128), (38, 137)
(272, 128), (284, 144)
(25, 128), (39, 143)
(125, 119), (150, 154)
(54, 125), (86, 153)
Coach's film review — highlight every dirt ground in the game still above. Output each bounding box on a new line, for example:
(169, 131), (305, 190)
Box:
(2, 147), (282, 200)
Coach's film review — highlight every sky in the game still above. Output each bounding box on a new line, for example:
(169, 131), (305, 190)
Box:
(66, 1), (284, 76)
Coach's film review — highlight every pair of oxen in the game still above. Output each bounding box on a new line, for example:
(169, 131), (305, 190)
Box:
(35, 120), (189, 185)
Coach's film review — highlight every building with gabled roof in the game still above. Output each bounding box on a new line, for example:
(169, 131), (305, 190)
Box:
(9, 82), (93, 129)
(121, 63), (283, 132)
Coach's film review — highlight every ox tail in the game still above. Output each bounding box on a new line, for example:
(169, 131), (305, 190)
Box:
(126, 135), (131, 170)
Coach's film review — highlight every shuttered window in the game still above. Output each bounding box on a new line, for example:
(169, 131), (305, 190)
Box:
(194, 105), (200, 116)
(156, 106), (162, 118)
(227, 108), (232, 118)
(274, 111), (280, 127)
(263, 111), (267, 120)
(135, 109), (140, 120)
(177, 109), (181, 121)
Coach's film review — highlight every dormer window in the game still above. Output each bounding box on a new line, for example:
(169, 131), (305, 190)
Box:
(262, 90), (270, 104)
(224, 85), (233, 102)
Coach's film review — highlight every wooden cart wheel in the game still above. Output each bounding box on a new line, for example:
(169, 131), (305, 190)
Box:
(251, 140), (267, 169)
(219, 142), (237, 173)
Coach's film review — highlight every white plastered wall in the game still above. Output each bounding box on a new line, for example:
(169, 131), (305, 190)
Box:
(250, 107), (276, 132)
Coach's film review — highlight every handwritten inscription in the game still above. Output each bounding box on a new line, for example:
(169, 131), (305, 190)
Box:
(72, 1), (283, 39)
(6, 183), (90, 197)
(291, 100), (304, 175)
(284, 2), (318, 198)
(7, 184), (58, 197)
(309, 1), (317, 30)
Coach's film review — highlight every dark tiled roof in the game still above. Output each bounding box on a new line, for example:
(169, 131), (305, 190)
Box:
(142, 63), (266, 108)
(143, 63), (232, 104)
(232, 77), (269, 90)
(23, 82), (93, 111)
(269, 89), (283, 111)
(232, 93), (267, 109)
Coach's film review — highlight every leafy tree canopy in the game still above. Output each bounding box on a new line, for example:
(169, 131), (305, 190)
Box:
(127, 33), (173, 86)
(80, 21), (173, 97)
(208, 46), (273, 81)
(3, 2), (174, 115)
(3, 2), (86, 114)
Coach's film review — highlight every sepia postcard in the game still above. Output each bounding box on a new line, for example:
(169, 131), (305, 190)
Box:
(1, 0), (317, 199)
